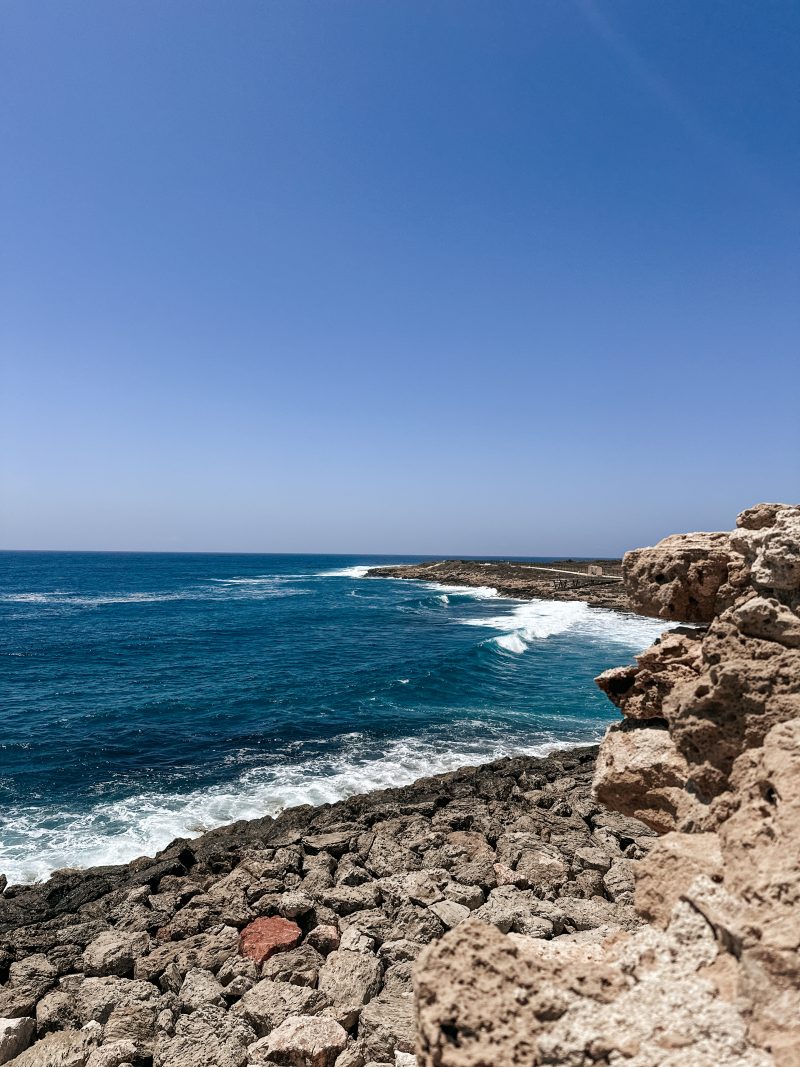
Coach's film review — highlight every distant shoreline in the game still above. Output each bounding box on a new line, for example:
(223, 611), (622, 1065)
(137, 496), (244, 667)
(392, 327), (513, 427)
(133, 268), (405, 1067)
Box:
(367, 558), (633, 612)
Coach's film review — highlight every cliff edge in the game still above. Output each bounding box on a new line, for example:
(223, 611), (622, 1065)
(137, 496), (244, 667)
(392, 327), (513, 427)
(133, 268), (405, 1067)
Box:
(414, 503), (800, 1067)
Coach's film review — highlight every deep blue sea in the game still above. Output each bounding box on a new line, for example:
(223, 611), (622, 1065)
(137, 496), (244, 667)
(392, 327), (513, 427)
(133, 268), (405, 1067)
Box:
(0, 552), (669, 884)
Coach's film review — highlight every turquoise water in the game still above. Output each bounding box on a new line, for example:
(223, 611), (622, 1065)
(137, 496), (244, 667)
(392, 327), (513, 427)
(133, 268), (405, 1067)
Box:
(0, 552), (668, 884)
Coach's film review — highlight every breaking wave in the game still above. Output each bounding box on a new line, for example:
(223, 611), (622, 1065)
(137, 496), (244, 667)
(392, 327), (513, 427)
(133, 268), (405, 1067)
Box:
(0, 728), (586, 885)
(465, 598), (677, 654)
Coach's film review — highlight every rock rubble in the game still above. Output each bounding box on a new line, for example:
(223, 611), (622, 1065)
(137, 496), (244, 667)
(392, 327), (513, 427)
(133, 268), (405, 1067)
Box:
(0, 748), (654, 1066)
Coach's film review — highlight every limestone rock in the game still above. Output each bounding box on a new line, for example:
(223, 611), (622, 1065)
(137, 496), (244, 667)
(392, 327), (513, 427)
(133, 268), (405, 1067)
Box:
(4, 1028), (98, 1067)
(178, 967), (226, 1012)
(82, 931), (149, 978)
(318, 951), (382, 1028)
(634, 832), (723, 926)
(306, 926), (341, 956)
(0, 1017), (34, 1063)
(426, 902), (468, 930)
(358, 964), (415, 1063)
(254, 1014), (348, 1066)
(262, 946), (324, 989)
(622, 530), (736, 623)
(0, 957), (58, 1018)
(134, 926), (239, 982)
(414, 914), (771, 1066)
(412, 504), (800, 1067)
(233, 980), (328, 1038)
(153, 1004), (254, 1067)
(84, 1041), (138, 1067)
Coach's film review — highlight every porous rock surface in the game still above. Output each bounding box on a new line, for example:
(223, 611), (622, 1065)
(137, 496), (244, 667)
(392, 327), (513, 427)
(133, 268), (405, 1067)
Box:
(0, 748), (653, 1066)
(414, 503), (800, 1067)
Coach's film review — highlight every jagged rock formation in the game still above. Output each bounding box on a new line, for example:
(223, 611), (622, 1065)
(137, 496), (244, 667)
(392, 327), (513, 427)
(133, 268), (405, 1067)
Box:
(0, 749), (653, 1066)
(414, 503), (800, 1067)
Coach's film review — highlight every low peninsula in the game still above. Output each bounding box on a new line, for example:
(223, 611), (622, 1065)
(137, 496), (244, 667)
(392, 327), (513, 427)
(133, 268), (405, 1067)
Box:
(367, 559), (630, 611)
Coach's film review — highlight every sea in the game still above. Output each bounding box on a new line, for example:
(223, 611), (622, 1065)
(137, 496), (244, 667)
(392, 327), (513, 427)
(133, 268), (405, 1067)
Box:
(0, 552), (670, 885)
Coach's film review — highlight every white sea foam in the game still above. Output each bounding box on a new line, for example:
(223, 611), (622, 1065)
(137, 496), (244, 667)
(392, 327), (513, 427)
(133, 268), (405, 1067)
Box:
(0, 582), (309, 608)
(495, 632), (528, 653)
(465, 598), (677, 655)
(317, 563), (420, 579)
(316, 565), (375, 578)
(209, 576), (286, 585)
(421, 582), (499, 600)
(0, 731), (590, 885)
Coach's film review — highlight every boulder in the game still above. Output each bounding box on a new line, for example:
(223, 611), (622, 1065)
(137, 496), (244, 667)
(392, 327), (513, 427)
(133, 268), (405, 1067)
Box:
(262, 946), (324, 989)
(305, 927), (340, 955)
(233, 980), (328, 1038)
(3, 1027), (98, 1067)
(239, 918), (302, 965)
(82, 931), (149, 978)
(178, 967), (227, 1012)
(253, 1014), (347, 1066)
(0, 957), (58, 1017)
(318, 951), (382, 1028)
(153, 1004), (254, 1067)
(84, 1041), (138, 1067)
(134, 927), (238, 982)
(426, 902), (468, 930)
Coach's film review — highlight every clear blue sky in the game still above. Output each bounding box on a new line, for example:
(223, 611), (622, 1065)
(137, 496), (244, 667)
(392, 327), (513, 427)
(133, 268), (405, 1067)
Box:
(2, 1), (798, 555)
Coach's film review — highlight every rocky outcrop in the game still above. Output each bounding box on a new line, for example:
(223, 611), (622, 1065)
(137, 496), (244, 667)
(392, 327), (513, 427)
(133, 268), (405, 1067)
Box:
(0, 749), (654, 1066)
(413, 503), (800, 1067)
(367, 560), (631, 611)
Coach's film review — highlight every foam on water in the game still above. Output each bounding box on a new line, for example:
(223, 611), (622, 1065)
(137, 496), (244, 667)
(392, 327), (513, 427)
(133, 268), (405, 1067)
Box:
(421, 582), (499, 600)
(0, 729), (585, 884)
(465, 597), (677, 654)
(0, 582), (309, 607)
(317, 565), (376, 578)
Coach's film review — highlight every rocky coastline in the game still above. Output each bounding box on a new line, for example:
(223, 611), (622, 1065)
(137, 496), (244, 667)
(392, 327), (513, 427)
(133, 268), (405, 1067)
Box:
(2, 502), (797, 1066)
(0, 748), (655, 1066)
(366, 560), (631, 611)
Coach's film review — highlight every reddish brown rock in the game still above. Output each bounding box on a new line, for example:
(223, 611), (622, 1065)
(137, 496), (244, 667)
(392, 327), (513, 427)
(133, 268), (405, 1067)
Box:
(238, 916), (301, 965)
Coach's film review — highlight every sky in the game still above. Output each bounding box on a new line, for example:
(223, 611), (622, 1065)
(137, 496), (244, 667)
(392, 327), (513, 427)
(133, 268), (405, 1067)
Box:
(1, 1), (798, 556)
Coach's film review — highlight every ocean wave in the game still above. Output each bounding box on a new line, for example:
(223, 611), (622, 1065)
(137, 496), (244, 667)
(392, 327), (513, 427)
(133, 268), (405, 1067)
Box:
(0, 591), (188, 606)
(0, 584), (310, 608)
(316, 565), (375, 578)
(0, 729), (593, 885)
(209, 576), (288, 585)
(317, 563), (422, 579)
(420, 582), (499, 600)
(466, 598), (677, 655)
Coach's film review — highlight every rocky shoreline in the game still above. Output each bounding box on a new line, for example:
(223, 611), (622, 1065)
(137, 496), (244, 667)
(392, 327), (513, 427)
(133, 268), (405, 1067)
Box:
(3, 502), (797, 1065)
(366, 560), (631, 611)
(0, 747), (655, 1066)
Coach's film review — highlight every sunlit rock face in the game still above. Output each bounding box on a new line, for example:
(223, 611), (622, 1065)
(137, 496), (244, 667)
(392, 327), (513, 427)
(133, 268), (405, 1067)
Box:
(414, 504), (800, 1067)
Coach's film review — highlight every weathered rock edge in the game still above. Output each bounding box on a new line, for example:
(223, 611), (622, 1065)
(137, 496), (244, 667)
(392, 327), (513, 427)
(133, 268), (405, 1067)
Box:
(414, 502), (800, 1067)
(0, 746), (657, 1066)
